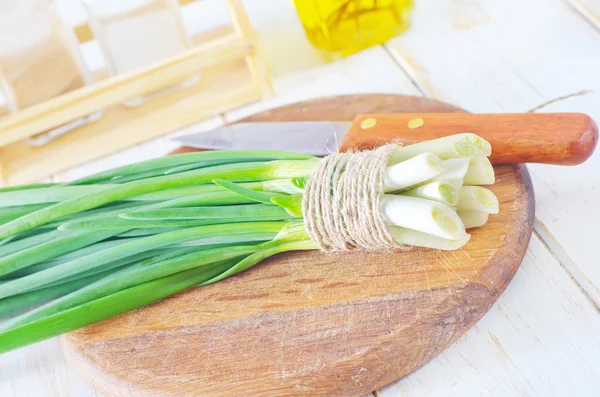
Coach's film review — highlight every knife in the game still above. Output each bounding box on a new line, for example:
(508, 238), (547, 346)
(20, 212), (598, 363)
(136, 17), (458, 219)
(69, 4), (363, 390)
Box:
(173, 113), (598, 165)
(173, 121), (351, 156)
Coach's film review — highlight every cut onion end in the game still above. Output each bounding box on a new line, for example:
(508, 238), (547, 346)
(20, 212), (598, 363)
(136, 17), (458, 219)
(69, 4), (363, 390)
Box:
(389, 226), (471, 250)
(457, 211), (489, 228)
(456, 186), (499, 214)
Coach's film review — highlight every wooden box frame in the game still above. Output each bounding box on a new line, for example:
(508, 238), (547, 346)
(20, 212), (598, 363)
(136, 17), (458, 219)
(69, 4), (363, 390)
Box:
(0, 0), (272, 186)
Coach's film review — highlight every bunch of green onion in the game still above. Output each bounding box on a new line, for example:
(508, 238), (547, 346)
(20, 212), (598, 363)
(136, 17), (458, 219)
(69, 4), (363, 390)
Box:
(0, 133), (497, 354)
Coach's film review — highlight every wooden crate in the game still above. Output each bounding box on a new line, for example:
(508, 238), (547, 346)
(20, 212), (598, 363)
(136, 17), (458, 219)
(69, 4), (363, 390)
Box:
(0, 0), (272, 186)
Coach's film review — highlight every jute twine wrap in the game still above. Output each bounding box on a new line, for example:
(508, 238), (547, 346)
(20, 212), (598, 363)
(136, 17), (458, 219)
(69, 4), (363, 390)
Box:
(302, 144), (403, 252)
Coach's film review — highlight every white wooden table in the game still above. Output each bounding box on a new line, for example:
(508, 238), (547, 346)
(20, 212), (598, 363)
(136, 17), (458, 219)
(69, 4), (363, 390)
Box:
(2, 0), (600, 395)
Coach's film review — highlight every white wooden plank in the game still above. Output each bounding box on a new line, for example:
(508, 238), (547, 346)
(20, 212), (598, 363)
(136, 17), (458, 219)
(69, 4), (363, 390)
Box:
(568, 0), (600, 28)
(379, 234), (600, 396)
(385, 0), (600, 306)
(0, 339), (99, 397)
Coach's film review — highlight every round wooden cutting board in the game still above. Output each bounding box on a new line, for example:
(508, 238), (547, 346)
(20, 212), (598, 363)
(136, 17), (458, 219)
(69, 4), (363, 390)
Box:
(61, 95), (534, 397)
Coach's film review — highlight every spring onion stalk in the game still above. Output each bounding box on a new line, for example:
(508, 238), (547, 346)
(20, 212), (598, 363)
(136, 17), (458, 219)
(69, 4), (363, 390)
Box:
(457, 211), (490, 229)
(0, 160), (319, 239)
(382, 153), (444, 192)
(402, 181), (458, 206)
(0, 186), (110, 208)
(131, 183), (263, 201)
(0, 204), (51, 223)
(1, 245), (258, 330)
(43, 202), (152, 229)
(0, 240), (129, 281)
(456, 186), (499, 214)
(389, 226), (470, 250)
(115, 228), (176, 237)
(0, 269), (116, 318)
(0, 180), (300, 208)
(0, 230), (122, 278)
(41, 248), (170, 288)
(121, 204), (294, 221)
(430, 157), (470, 189)
(6, 182), (261, 206)
(205, 239), (317, 286)
(0, 261), (237, 354)
(65, 150), (314, 185)
(58, 217), (219, 231)
(1, 252), (135, 287)
(108, 167), (183, 184)
(0, 230), (62, 258)
(389, 133), (484, 164)
(0, 182), (56, 193)
(465, 134), (492, 156)
(0, 134), (498, 354)
(380, 195), (465, 240)
(130, 179), (300, 202)
(58, 205), (296, 231)
(0, 222), (285, 299)
(464, 156), (495, 185)
(147, 188), (258, 206)
(0, 232), (314, 353)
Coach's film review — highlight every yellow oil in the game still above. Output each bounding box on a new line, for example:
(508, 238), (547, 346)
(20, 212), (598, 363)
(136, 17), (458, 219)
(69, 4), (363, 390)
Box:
(292, 0), (414, 57)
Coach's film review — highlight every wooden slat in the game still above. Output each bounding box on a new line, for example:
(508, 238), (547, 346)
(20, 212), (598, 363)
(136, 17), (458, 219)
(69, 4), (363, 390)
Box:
(191, 25), (236, 46)
(89, 26), (238, 82)
(567, 0), (600, 29)
(76, 26), (235, 49)
(226, 0), (274, 97)
(0, 60), (260, 185)
(74, 0), (201, 43)
(0, 35), (253, 147)
(77, 17), (235, 48)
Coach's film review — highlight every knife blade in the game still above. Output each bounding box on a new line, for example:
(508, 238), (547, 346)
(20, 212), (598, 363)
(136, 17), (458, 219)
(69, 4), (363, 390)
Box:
(172, 113), (598, 165)
(172, 121), (352, 156)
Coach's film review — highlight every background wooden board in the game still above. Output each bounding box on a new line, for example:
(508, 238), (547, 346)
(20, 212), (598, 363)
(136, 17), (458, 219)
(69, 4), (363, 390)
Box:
(60, 95), (534, 397)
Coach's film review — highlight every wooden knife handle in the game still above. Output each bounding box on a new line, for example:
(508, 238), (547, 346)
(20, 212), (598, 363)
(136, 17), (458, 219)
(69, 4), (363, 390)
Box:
(339, 113), (598, 165)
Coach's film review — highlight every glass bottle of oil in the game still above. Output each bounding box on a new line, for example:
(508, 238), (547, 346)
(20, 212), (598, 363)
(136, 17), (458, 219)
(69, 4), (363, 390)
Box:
(292, 0), (414, 57)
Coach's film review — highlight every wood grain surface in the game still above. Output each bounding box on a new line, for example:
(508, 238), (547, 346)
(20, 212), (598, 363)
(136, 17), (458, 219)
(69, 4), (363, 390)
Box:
(60, 95), (534, 397)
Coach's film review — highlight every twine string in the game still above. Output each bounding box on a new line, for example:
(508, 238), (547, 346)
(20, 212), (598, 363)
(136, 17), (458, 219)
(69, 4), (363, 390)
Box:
(302, 144), (402, 252)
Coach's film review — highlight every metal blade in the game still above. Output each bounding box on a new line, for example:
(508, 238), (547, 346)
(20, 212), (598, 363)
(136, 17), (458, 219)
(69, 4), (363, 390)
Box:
(172, 121), (351, 156)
